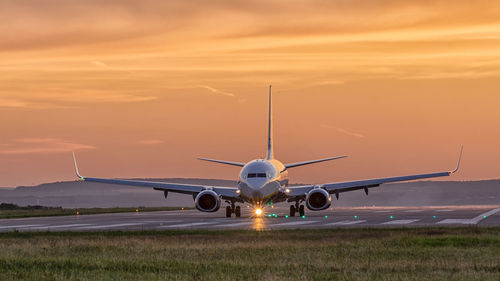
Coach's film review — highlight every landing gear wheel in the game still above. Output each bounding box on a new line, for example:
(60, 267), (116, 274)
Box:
(235, 206), (241, 217)
(290, 205), (296, 217)
(299, 205), (305, 217)
(226, 206), (232, 218)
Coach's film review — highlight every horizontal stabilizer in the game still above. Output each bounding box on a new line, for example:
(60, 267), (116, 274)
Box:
(197, 158), (246, 167)
(284, 155), (347, 169)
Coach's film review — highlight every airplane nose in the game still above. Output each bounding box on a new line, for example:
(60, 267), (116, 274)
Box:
(247, 180), (266, 190)
(252, 190), (262, 198)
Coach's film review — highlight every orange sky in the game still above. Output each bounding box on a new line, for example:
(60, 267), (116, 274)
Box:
(1, 0), (499, 187)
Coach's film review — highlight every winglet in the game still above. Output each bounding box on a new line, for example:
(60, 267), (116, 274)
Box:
(72, 152), (84, 180)
(450, 145), (463, 174)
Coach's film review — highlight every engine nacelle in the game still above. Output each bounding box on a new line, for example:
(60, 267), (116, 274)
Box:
(305, 188), (331, 211)
(194, 190), (221, 212)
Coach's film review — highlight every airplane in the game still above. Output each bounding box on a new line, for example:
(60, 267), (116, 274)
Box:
(72, 85), (462, 218)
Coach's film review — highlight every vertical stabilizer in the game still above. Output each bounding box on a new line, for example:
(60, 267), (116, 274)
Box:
(266, 85), (274, 160)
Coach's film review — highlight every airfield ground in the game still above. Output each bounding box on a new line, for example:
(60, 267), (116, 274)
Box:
(0, 206), (498, 280)
(0, 206), (498, 231)
(0, 227), (498, 281)
(0, 205), (187, 219)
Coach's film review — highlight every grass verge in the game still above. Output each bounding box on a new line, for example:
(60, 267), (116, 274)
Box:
(0, 227), (498, 280)
(0, 205), (190, 219)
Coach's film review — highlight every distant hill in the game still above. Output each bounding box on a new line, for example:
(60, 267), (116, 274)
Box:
(0, 178), (499, 208)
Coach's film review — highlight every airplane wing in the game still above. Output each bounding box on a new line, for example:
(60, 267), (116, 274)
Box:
(287, 147), (462, 198)
(72, 153), (240, 199)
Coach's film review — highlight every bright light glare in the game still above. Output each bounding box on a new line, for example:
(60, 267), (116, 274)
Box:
(255, 208), (263, 216)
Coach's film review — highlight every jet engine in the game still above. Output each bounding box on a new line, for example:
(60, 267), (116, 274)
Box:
(305, 188), (331, 211)
(194, 190), (221, 212)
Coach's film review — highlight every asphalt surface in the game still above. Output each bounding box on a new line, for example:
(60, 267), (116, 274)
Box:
(0, 205), (499, 232)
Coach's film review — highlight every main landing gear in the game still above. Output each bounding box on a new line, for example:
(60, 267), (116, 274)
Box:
(225, 202), (241, 218)
(290, 202), (305, 217)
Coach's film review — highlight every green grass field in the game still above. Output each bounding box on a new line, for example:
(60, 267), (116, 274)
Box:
(0, 227), (498, 281)
(0, 204), (190, 219)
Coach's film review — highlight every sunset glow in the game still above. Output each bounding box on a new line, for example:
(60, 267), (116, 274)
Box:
(1, 0), (499, 187)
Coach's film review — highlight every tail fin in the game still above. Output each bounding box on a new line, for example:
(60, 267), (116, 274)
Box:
(266, 85), (274, 160)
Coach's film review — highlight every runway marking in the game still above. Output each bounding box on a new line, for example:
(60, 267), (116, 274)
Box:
(271, 221), (318, 227)
(25, 224), (95, 230)
(216, 221), (253, 228)
(325, 220), (367, 226)
(75, 223), (143, 229)
(405, 210), (424, 213)
(143, 220), (181, 224)
(438, 207), (500, 225)
(0, 224), (44, 229)
(436, 209), (454, 212)
(375, 210), (391, 213)
(160, 222), (216, 228)
(437, 219), (474, 225)
(382, 219), (420, 225)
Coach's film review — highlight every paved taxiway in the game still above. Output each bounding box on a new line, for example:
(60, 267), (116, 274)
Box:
(0, 206), (499, 232)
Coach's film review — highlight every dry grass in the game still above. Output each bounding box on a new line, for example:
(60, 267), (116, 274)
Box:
(0, 227), (498, 281)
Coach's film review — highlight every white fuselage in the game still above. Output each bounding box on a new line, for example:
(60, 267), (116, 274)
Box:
(237, 159), (289, 207)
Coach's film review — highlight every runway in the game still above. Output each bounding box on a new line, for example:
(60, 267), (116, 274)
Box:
(0, 205), (499, 232)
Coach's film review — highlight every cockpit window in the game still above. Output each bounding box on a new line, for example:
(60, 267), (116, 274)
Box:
(247, 173), (267, 178)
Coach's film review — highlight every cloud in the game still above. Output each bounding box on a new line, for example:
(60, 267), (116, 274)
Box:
(321, 125), (366, 138)
(137, 139), (163, 145)
(0, 98), (30, 108)
(0, 90), (158, 108)
(0, 138), (95, 154)
(1, 0), (500, 89)
(90, 60), (108, 68)
(310, 80), (344, 86)
(0, 98), (73, 109)
(199, 85), (235, 97)
(64, 93), (158, 103)
(336, 128), (366, 139)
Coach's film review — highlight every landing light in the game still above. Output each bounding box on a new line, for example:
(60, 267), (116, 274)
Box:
(285, 188), (291, 193)
(255, 208), (263, 216)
